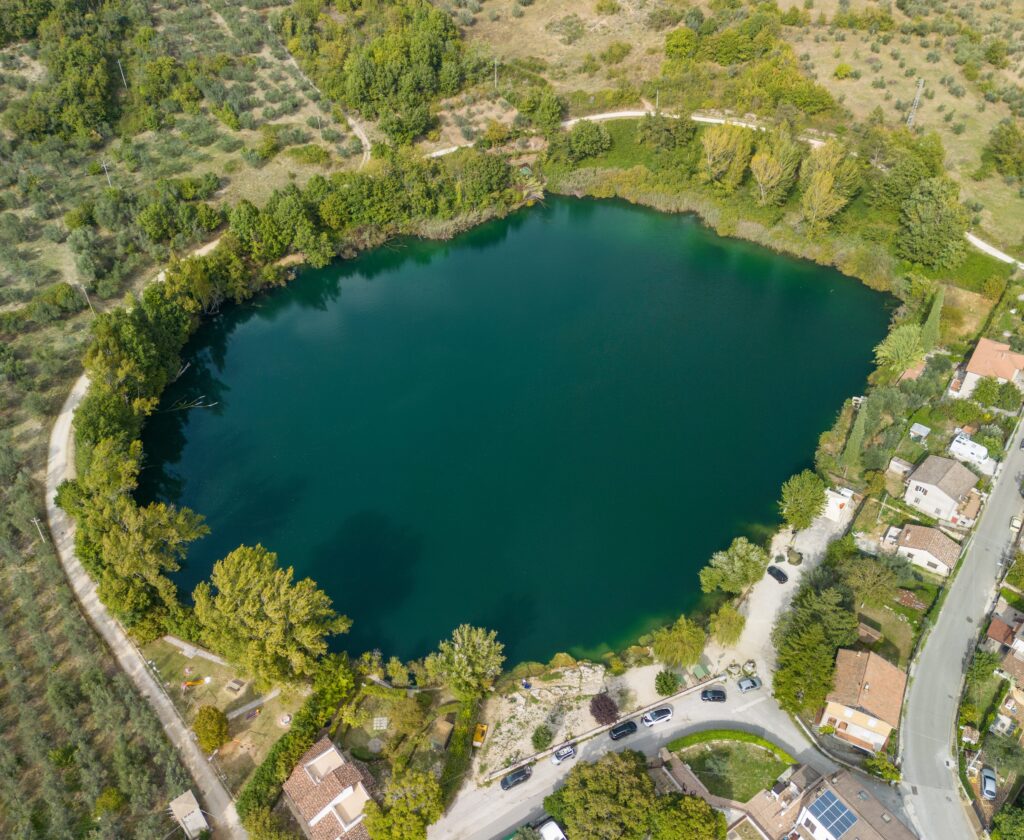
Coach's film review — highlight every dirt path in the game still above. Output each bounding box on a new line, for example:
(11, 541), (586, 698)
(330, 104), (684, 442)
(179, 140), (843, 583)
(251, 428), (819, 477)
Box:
(45, 247), (246, 838)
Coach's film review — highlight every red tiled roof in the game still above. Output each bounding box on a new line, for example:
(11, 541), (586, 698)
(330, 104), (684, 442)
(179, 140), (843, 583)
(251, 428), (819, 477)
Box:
(828, 650), (907, 728)
(989, 618), (1017, 647)
(282, 737), (372, 838)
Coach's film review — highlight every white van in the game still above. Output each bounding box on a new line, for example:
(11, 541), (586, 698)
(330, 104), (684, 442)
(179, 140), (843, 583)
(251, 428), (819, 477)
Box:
(537, 819), (567, 840)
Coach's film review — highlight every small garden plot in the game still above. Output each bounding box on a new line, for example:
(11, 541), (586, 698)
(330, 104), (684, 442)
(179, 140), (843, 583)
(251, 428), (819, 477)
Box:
(679, 741), (789, 803)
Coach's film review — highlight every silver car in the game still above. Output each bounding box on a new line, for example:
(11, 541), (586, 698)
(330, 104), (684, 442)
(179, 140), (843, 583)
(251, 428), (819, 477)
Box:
(551, 745), (576, 766)
(737, 676), (762, 694)
(981, 767), (997, 801)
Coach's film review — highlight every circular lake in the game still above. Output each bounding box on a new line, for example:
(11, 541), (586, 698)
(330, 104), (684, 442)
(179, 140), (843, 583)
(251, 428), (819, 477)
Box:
(139, 197), (891, 663)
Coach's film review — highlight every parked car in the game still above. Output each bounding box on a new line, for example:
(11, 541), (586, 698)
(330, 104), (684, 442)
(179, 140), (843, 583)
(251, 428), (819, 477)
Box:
(981, 767), (998, 801)
(500, 766), (532, 791)
(1019, 438), (1024, 450)
(737, 676), (762, 694)
(701, 687), (727, 702)
(608, 720), (638, 741)
(551, 745), (576, 766)
(1011, 516), (1022, 534)
(767, 565), (789, 584)
(537, 820), (568, 840)
(641, 707), (673, 727)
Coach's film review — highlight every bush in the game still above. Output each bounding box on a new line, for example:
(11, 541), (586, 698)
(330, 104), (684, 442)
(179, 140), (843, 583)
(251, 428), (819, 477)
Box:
(590, 692), (619, 725)
(532, 724), (554, 751)
(667, 729), (795, 763)
(193, 705), (229, 753)
(655, 670), (680, 696)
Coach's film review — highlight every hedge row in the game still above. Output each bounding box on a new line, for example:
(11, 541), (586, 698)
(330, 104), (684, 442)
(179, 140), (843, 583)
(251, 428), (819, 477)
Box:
(667, 728), (796, 764)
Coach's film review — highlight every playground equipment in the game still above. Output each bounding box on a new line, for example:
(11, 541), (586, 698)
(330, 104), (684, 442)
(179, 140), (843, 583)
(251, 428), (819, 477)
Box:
(245, 707), (262, 721)
(181, 676), (212, 690)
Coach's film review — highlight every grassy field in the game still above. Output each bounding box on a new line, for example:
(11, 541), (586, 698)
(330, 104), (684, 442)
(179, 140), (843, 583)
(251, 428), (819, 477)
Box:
(680, 741), (789, 802)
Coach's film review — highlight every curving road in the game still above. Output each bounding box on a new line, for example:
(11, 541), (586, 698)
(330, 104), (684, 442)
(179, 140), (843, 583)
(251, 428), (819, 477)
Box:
(430, 686), (846, 840)
(900, 419), (1024, 840)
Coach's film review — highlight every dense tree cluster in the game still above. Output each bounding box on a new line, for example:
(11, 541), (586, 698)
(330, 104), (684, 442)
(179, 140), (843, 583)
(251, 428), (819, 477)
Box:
(280, 0), (475, 143)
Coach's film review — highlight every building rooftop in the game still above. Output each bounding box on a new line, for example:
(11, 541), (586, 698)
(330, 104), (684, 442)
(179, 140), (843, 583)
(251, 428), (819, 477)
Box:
(989, 617), (1018, 647)
(966, 337), (1024, 381)
(282, 737), (374, 840)
(896, 525), (961, 569)
(827, 650), (907, 729)
(909, 455), (978, 501)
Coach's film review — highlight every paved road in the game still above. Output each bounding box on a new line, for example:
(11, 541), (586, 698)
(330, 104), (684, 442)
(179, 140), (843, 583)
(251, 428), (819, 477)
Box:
(901, 420), (1024, 840)
(46, 389), (246, 835)
(429, 683), (837, 840)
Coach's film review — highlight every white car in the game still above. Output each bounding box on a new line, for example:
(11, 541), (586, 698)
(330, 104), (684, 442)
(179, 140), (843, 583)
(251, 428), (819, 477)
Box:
(551, 744), (576, 765)
(981, 767), (998, 801)
(538, 819), (567, 840)
(1012, 516), (1022, 534)
(641, 707), (673, 727)
(737, 676), (762, 694)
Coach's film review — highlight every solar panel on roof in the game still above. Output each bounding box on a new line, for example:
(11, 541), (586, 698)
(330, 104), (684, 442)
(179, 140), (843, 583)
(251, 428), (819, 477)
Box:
(808, 790), (859, 838)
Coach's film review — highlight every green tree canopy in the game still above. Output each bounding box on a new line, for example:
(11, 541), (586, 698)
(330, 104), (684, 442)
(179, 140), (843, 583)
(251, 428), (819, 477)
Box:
(699, 537), (768, 594)
(993, 804), (1024, 840)
(651, 792), (727, 840)
(651, 614), (706, 667)
(543, 751), (656, 840)
(708, 603), (745, 646)
(897, 177), (968, 270)
(424, 624), (505, 699)
(363, 771), (444, 840)
(193, 705), (229, 753)
(779, 470), (826, 530)
(193, 544), (351, 685)
(874, 323), (925, 374)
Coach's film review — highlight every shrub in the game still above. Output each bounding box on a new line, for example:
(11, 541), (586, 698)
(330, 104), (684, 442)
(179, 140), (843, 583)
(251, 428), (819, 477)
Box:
(193, 705), (229, 753)
(532, 724), (554, 751)
(590, 692), (619, 725)
(655, 670), (681, 696)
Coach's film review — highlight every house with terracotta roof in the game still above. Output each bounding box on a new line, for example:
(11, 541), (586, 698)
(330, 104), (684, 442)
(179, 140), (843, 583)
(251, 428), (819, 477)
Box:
(894, 524), (962, 576)
(903, 455), (981, 527)
(955, 337), (1024, 399)
(818, 650), (907, 754)
(282, 737), (375, 840)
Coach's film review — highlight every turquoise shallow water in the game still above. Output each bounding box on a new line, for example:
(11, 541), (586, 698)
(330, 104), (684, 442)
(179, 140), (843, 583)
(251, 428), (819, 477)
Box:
(138, 197), (891, 663)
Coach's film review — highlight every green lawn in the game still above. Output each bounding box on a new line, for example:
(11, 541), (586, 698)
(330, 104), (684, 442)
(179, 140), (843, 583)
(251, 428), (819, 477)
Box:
(859, 605), (915, 668)
(680, 742), (789, 803)
(1003, 587), (1024, 613)
(576, 119), (662, 170)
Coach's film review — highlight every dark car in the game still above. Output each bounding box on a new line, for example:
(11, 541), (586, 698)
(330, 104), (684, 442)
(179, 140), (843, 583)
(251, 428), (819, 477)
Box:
(701, 687), (727, 703)
(500, 766), (532, 791)
(767, 565), (789, 584)
(609, 720), (638, 741)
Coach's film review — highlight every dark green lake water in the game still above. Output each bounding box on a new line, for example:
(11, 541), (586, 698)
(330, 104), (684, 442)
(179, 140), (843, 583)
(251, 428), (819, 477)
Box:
(139, 197), (890, 663)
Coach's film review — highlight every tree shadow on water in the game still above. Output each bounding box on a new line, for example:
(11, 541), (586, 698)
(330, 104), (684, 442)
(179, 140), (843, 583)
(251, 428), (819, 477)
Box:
(310, 510), (423, 656)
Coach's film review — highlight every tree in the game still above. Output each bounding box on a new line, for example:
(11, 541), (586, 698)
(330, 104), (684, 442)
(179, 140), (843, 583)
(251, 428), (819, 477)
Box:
(193, 544), (351, 686)
(651, 793), (727, 840)
(708, 603), (745, 646)
(984, 119), (1024, 179)
(779, 470), (826, 530)
(699, 537), (768, 594)
(986, 733), (1024, 774)
(840, 405), (866, 471)
(93, 786), (127, 819)
(424, 624), (505, 699)
(566, 121), (612, 162)
(800, 170), (848, 229)
(874, 324), (924, 374)
(993, 805), (1024, 840)
(510, 828), (543, 840)
(749, 130), (802, 206)
(193, 705), (229, 753)
(363, 770), (444, 840)
(590, 692), (619, 725)
(700, 124), (753, 192)
(543, 751), (655, 840)
(921, 287), (944, 351)
(773, 623), (836, 713)
(655, 670), (681, 696)
(967, 650), (1002, 687)
(532, 725), (553, 751)
(838, 555), (898, 607)
(864, 755), (901, 782)
(897, 177), (968, 270)
(651, 615), (706, 667)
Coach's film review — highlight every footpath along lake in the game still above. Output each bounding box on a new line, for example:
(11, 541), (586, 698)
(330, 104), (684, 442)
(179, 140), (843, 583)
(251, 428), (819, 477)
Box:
(138, 197), (892, 663)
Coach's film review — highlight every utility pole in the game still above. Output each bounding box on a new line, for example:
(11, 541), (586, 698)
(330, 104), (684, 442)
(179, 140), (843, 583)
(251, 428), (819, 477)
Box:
(493, 58), (498, 90)
(316, 113), (323, 141)
(101, 160), (112, 187)
(74, 282), (96, 315)
(117, 59), (128, 90)
(656, 88), (660, 112)
(30, 517), (46, 543)
(906, 78), (925, 128)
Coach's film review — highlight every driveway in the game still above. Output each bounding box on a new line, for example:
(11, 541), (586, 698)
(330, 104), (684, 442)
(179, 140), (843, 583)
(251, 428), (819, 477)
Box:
(901, 421), (1024, 840)
(429, 682), (833, 840)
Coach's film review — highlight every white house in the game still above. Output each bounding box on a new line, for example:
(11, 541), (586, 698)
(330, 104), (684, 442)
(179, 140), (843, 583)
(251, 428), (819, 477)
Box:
(895, 524), (962, 576)
(909, 423), (930, 441)
(904, 455), (980, 526)
(168, 791), (209, 840)
(954, 337), (1024, 399)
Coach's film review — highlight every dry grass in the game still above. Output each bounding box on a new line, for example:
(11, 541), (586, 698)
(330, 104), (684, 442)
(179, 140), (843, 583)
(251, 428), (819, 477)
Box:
(942, 284), (995, 343)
